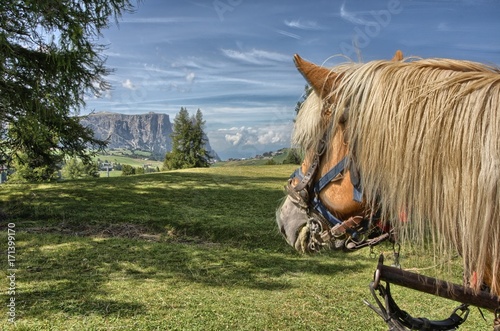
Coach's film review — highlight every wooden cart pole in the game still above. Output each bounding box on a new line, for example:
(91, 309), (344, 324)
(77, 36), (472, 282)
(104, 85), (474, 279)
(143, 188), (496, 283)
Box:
(373, 255), (500, 311)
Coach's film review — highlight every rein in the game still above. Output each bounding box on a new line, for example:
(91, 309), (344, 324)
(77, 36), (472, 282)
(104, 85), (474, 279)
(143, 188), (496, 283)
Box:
(286, 134), (390, 252)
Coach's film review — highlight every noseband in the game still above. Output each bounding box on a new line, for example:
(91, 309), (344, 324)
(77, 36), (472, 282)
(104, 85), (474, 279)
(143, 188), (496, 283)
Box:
(286, 135), (390, 252)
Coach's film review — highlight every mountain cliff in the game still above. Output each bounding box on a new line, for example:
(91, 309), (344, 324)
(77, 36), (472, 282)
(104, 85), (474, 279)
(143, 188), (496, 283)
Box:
(80, 112), (219, 160)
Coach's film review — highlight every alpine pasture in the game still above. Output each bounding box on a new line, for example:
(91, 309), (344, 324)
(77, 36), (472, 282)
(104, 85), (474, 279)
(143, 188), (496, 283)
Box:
(0, 165), (488, 330)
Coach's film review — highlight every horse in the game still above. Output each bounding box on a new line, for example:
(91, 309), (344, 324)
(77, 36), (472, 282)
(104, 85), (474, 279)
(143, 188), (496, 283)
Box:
(276, 50), (500, 328)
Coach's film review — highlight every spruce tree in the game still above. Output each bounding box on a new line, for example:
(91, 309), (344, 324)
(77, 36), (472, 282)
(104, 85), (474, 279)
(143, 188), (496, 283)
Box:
(1, 0), (138, 181)
(192, 109), (211, 168)
(163, 108), (211, 170)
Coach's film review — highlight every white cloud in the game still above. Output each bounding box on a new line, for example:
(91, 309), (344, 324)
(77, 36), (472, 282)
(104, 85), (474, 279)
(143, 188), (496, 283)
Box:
(284, 19), (322, 30)
(225, 132), (243, 146)
(276, 29), (301, 40)
(221, 48), (290, 64)
(171, 58), (203, 69)
(185, 72), (196, 83)
(122, 79), (137, 90)
(221, 125), (291, 147)
(258, 130), (284, 144)
(121, 17), (207, 24)
(340, 2), (373, 25)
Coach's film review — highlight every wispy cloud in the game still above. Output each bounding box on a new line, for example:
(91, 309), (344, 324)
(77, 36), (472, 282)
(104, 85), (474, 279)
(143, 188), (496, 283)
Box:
(121, 17), (206, 24)
(284, 19), (323, 30)
(276, 29), (301, 40)
(221, 48), (290, 64)
(171, 57), (204, 69)
(340, 2), (372, 25)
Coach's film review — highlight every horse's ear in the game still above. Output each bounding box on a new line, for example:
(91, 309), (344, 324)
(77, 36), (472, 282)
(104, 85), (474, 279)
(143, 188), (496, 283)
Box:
(391, 50), (403, 61)
(294, 54), (337, 100)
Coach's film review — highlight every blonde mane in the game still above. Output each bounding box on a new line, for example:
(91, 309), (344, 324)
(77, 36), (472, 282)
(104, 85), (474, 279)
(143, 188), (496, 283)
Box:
(294, 57), (500, 294)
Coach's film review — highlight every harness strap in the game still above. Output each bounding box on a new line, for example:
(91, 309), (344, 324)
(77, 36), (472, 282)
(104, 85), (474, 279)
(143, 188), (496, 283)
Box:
(292, 166), (344, 226)
(349, 158), (363, 202)
(366, 281), (470, 331)
(331, 215), (365, 236)
(293, 138), (326, 192)
(313, 157), (347, 192)
(292, 157), (363, 226)
(312, 156), (363, 203)
(311, 195), (343, 226)
(353, 186), (363, 203)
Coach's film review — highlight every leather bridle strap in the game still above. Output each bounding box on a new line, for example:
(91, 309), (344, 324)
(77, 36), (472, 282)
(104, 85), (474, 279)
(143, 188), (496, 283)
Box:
(293, 136), (326, 192)
(313, 157), (347, 193)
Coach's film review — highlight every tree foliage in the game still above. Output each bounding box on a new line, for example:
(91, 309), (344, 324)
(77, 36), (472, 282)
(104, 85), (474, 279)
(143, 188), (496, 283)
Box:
(163, 108), (212, 170)
(1, 0), (138, 181)
(121, 164), (135, 176)
(283, 148), (302, 165)
(61, 157), (99, 179)
(8, 152), (59, 182)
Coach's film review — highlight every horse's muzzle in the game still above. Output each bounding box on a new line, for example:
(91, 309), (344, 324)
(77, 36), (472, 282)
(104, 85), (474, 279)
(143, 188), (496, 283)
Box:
(276, 195), (310, 251)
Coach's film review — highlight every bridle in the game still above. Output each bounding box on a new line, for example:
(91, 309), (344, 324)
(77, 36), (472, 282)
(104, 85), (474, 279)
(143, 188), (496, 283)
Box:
(285, 133), (391, 252)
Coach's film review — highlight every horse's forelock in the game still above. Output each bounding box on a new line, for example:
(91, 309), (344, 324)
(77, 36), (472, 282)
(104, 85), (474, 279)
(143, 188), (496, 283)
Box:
(292, 92), (324, 152)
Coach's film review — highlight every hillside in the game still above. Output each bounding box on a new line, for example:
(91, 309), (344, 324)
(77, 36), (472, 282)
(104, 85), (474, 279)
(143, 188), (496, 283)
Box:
(212, 148), (297, 167)
(80, 112), (220, 160)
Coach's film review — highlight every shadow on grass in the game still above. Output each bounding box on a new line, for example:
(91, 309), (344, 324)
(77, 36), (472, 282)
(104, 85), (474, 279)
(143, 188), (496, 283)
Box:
(1, 169), (300, 251)
(1, 167), (374, 319)
(12, 232), (371, 319)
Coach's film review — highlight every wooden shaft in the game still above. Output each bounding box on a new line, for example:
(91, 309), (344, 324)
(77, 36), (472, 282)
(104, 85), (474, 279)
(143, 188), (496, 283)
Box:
(376, 255), (500, 311)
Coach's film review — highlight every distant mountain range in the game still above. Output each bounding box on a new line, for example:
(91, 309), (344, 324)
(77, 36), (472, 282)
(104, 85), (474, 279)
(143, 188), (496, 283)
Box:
(80, 112), (220, 161)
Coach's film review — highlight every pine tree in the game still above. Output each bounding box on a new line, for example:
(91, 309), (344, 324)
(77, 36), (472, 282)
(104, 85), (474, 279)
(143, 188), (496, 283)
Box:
(1, 0), (138, 181)
(163, 108), (212, 170)
(164, 107), (191, 170)
(192, 109), (211, 168)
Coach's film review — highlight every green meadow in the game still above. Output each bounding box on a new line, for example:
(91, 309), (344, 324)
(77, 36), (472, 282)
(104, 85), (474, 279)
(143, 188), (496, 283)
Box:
(0, 166), (490, 330)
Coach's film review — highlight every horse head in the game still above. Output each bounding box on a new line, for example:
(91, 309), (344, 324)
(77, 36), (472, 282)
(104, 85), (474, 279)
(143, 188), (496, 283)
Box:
(276, 52), (402, 253)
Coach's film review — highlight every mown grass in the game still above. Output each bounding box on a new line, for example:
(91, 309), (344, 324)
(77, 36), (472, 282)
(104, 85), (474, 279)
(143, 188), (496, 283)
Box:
(91, 149), (163, 177)
(0, 166), (491, 330)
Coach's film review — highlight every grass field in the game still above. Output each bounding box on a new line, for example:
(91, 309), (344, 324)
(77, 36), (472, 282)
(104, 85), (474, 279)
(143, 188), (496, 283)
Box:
(91, 149), (163, 178)
(0, 166), (491, 330)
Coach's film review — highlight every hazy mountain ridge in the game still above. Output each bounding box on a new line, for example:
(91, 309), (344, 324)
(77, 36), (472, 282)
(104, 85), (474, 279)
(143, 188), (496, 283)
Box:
(81, 112), (220, 160)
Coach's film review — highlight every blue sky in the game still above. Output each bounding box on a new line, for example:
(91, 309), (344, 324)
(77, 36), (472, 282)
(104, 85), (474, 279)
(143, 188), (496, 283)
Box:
(84, 0), (500, 160)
